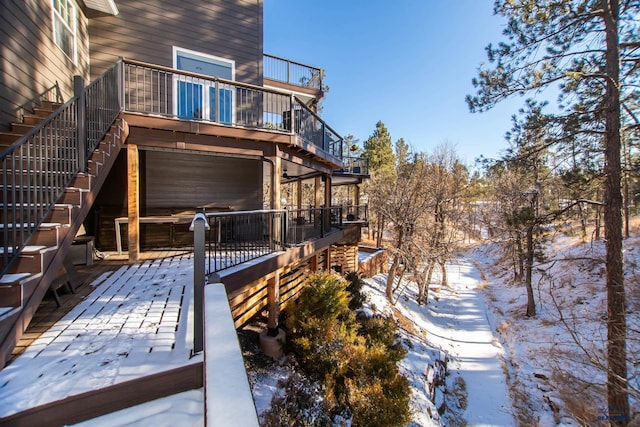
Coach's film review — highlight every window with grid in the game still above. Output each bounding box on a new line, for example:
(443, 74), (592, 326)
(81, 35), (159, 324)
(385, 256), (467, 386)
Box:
(52, 0), (77, 62)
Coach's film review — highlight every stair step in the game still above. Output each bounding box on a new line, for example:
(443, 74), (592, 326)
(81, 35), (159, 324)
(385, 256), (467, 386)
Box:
(59, 187), (87, 206)
(32, 108), (54, 118)
(44, 204), (74, 225)
(28, 223), (61, 247)
(11, 123), (35, 134)
(39, 101), (62, 111)
(7, 246), (56, 275)
(0, 133), (23, 147)
(71, 173), (93, 190)
(88, 159), (103, 176)
(0, 272), (43, 311)
(21, 114), (45, 126)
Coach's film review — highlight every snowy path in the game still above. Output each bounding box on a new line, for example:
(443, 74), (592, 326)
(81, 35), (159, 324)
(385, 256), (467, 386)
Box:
(427, 259), (514, 426)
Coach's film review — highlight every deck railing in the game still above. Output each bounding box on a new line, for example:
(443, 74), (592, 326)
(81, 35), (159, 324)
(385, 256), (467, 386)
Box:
(340, 156), (369, 175)
(341, 205), (368, 222)
(200, 206), (342, 275)
(264, 54), (323, 90)
(0, 63), (122, 274)
(122, 59), (342, 160)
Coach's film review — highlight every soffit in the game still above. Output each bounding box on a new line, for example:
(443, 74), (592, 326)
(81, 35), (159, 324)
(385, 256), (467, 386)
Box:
(83, 0), (118, 15)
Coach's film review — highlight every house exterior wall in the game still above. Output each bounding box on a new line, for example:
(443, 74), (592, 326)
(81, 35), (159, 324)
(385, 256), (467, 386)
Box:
(0, 0), (90, 129)
(91, 149), (263, 250)
(88, 0), (263, 86)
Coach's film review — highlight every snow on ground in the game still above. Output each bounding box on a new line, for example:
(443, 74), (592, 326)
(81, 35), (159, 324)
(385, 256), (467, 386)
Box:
(469, 233), (640, 425)
(247, 256), (515, 426)
(362, 261), (515, 426)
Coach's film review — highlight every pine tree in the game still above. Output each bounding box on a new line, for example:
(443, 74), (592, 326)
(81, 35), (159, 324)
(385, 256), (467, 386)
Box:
(467, 1), (639, 422)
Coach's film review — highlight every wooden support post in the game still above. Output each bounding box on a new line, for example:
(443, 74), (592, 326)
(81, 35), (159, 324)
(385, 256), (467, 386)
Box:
(324, 174), (332, 207)
(267, 271), (280, 335)
(311, 254), (318, 272)
(127, 143), (140, 262)
(297, 179), (303, 210)
(314, 176), (322, 208)
(354, 185), (360, 206)
(271, 153), (282, 210)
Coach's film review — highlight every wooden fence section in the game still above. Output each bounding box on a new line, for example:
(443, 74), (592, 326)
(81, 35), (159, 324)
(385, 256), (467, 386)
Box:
(228, 275), (270, 328)
(280, 257), (313, 311)
(330, 244), (358, 274)
(358, 247), (388, 278)
(226, 252), (328, 327)
(0, 362), (203, 427)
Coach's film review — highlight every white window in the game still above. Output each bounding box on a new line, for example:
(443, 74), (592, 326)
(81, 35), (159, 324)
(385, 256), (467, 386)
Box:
(52, 0), (77, 63)
(172, 47), (235, 124)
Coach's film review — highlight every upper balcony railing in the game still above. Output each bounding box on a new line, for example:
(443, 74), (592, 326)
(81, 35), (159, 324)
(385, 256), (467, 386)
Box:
(264, 54), (323, 91)
(339, 156), (369, 176)
(122, 59), (341, 161)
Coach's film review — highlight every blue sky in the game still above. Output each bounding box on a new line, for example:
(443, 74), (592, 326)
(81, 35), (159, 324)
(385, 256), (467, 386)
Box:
(264, 1), (533, 165)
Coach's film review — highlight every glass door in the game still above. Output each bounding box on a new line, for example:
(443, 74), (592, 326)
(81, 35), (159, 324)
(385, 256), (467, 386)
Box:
(173, 47), (235, 124)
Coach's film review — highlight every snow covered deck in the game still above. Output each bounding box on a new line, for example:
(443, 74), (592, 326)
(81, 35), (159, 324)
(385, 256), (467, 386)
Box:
(0, 252), (262, 425)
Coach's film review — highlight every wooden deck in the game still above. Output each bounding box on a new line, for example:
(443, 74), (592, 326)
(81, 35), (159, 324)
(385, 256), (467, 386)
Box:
(9, 249), (193, 363)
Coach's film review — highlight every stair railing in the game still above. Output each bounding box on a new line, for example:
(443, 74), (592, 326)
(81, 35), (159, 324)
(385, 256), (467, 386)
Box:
(0, 61), (123, 275)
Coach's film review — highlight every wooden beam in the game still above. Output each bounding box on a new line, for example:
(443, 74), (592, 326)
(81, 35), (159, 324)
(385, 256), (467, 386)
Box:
(271, 150), (281, 210)
(267, 272), (280, 331)
(314, 176), (322, 208)
(127, 143), (140, 262)
(324, 174), (332, 207)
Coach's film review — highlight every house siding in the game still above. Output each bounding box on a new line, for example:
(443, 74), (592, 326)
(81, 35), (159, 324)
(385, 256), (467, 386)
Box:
(88, 0), (263, 86)
(0, 0), (90, 129)
(91, 149), (263, 250)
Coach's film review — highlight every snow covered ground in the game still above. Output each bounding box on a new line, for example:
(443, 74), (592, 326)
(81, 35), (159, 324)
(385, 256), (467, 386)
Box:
(470, 233), (640, 425)
(363, 262), (515, 426)
(248, 258), (515, 426)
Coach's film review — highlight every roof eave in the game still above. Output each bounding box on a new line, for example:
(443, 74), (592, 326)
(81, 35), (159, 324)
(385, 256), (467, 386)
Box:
(84, 0), (119, 16)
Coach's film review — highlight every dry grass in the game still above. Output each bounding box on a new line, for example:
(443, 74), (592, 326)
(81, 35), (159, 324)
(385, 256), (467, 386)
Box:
(392, 306), (419, 336)
(474, 281), (489, 291)
(551, 369), (603, 425)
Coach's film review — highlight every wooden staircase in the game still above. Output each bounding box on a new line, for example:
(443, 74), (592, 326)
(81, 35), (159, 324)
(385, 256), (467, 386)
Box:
(0, 102), (128, 368)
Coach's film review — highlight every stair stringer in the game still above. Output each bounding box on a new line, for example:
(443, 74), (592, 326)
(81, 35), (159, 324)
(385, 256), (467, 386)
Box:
(0, 118), (129, 368)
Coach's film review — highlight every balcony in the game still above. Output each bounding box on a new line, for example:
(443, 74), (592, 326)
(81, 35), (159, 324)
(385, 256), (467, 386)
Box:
(332, 156), (370, 185)
(121, 59), (341, 165)
(263, 54), (324, 103)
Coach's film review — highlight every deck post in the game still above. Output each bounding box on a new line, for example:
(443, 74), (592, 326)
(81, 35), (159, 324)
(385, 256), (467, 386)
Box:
(190, 212), (209, 354)
(74, 76), (87, 170)
(267, 272), (280, 334)
(127, 143), (140, 262)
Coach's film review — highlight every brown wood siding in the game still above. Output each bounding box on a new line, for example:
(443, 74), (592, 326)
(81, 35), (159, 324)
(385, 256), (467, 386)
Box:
(89, 0), (263, 86)
(0, 0), (90, 129)
(91, 149), (263, 250)
(143, 150), (262, 211)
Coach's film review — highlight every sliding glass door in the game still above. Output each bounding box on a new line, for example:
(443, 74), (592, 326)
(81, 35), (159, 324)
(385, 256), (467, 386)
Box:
(173, 47), (235, 124)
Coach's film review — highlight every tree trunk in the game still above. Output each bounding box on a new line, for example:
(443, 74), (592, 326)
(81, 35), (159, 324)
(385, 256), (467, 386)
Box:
(577, 202), (587, 241)
(376, 213), (384, 247)
(439, 260), (447, 287)
(386, 257), (400, 301)
(525, 223), (536, 317)
(602, 0), (629, 423)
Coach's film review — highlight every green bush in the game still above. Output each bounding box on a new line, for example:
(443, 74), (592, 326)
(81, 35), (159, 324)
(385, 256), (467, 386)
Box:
(283, 271), (412, 426)
(344, 271), (367, 310)
(260, 372), (331, 427)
